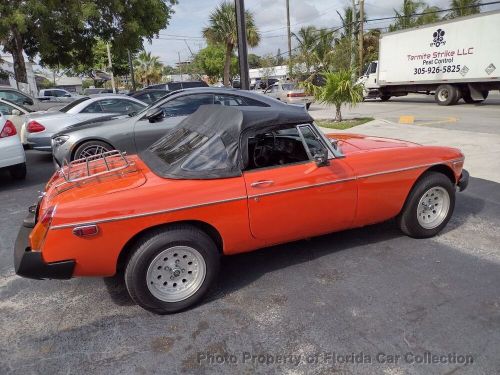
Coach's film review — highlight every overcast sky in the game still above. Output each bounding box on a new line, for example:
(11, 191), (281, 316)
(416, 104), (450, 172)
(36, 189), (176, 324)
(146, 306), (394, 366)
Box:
(145, 0), (500, 66)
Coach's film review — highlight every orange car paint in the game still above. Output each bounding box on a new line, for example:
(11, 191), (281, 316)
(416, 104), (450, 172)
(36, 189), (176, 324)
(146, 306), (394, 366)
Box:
(31, 133), (464, 277)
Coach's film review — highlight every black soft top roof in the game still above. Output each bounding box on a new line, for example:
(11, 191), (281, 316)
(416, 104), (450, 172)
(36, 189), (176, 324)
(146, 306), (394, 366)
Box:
(140, 104), (313, 179)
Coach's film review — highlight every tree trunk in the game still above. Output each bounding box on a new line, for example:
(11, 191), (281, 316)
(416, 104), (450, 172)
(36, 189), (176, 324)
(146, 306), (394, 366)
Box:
(335, 104), (342, 122)
(7, 25), (28, 84)
(223, 43), (233, 87)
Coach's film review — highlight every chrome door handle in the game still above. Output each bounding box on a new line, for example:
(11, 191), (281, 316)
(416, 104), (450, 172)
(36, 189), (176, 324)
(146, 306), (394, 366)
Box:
(250, 180), (274, 187)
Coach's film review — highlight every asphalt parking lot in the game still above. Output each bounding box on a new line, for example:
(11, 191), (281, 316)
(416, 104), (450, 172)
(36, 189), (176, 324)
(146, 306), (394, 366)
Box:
(1, 99), (500, 374)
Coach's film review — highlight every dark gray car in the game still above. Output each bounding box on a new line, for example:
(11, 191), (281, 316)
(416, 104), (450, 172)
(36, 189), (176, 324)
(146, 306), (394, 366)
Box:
(52, 88), (287, 166)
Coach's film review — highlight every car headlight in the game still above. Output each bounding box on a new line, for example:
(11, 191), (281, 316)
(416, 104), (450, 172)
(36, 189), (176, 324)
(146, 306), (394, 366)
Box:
(52, 135), (69, 148)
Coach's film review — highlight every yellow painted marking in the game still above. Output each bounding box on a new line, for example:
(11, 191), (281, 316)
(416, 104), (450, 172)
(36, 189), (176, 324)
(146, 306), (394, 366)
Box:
(418, 117), (457, 126)
(399, 115), (415, 124)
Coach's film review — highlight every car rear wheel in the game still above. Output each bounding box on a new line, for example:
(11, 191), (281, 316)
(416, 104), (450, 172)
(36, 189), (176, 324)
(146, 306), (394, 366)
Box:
(397, 171), (455, 238)
(9, 162), (26, 180)
(380, 95), (391, 102)
(124, 225), (220, 314)
(73, 140), (113, 160)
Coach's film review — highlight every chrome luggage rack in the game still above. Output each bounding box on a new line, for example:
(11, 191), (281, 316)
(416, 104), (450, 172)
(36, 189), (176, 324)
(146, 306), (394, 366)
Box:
(56, 150), (136, 187)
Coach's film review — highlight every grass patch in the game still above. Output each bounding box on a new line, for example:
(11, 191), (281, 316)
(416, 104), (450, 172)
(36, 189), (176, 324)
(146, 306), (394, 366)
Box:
(317, 117), (374, 130)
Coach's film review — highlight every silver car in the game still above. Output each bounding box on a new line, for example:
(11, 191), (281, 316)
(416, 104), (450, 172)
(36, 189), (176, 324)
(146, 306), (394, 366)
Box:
(52, 87), (287, 166)
(24, 95), (147, 151)
(264, 82), (313, 109)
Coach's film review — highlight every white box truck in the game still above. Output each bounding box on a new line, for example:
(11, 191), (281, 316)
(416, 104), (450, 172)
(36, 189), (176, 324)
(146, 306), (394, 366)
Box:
(358, 10), (500, 105)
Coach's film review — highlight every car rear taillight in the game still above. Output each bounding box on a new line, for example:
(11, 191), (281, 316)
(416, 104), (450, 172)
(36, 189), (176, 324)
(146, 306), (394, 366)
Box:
(27, 120), (45, 133)
(40, 205), (56, 226)
(287, 92), (305, 98)
(0, 120), (17, 138)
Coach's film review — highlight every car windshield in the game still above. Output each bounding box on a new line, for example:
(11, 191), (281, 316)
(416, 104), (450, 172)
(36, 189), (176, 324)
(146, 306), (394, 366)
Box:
(282, 83), (297, 91)
(59, 97), (90, 112)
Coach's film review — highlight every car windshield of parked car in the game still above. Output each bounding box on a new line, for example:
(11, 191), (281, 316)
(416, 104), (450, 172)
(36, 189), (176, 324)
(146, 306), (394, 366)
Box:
(59, 97), (90, 112)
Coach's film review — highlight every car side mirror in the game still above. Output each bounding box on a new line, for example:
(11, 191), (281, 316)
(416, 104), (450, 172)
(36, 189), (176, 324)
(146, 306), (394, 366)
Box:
(64, 93), (71, 97)
(145, 107), (164, 122)
(313, 150), (329, 167)
(24, 98), (34, 105)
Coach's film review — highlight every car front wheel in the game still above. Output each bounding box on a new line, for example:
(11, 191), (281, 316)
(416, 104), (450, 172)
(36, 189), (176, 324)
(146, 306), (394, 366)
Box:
(397, 171), (455, 238)
(125, 225), (220, 314)
(73, 140), (113, 160)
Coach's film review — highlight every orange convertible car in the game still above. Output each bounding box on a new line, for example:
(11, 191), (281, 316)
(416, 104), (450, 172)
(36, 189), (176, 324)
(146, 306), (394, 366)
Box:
(14, 105), (468, 313)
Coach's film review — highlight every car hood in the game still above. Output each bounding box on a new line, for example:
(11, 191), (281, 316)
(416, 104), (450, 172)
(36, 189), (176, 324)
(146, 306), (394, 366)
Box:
(327, 133), (420, 154)
(54, 114), (131, 136)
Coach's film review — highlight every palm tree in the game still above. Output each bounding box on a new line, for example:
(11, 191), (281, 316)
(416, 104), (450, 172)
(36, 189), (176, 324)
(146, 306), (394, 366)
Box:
(389, 0), (441, 31)
(292, 26), (317, 74)
(309, 70), (363, 122)
(449, 0), (481, 18)
(203, 1), (260, 87)
(313, 29), (336, 71)
(133, 51), (163, 87)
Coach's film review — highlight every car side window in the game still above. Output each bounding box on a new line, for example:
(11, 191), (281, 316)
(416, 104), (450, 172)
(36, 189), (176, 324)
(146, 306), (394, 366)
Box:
(98, 99), (141, 113)
(297, 125), (327, 158)
(81, 101), (103, 113)
(160, 94), (214, 117)
(242, 97), (270, 107)
(53, 90), (66, 97)
(0, 90), (27, 104)
(270, 85), (279, 93)
(245, 125), (310, 171)
(214, 94), (246, 106)
(0, 102), (15, 115)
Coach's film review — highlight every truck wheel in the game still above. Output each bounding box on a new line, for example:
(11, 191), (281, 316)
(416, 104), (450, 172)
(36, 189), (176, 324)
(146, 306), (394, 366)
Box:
(380, 95), (391, 102)
(435, 85), (459, 106)
(397, 171), (455, 238)
(9, 162), (27, 180)
(125, 225), (220, 314)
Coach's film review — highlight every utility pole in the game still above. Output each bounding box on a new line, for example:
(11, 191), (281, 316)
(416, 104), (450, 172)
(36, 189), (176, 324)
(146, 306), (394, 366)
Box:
(358, 0), (364, 76)
(178, 52), (183, 82)
(127, 50), (136, 92)
(286, 0), (292, 78)
(106, 43), (116, 93)
(350, 0), (357, 73)
(235, 0), (250, 90)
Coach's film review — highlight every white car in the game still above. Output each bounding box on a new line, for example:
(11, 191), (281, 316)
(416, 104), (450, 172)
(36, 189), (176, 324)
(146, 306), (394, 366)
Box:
(23, 95), (147, 151)
(0, 98), (30, 136)
(0, 114), (26, 180)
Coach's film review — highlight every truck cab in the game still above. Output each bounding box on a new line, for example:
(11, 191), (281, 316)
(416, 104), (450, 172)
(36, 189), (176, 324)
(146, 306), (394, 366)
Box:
(357, 61), (393, 101)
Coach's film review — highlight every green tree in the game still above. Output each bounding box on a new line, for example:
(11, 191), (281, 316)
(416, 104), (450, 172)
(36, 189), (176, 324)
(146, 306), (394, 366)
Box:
(389, 0), (441, 31)
(248, 53), (261, 69)
(194, 44), (237, 83)
(448, 0), (481, 18)
(203, 1), (260, 87)
(307, 70), (363, 122)
(0, 0), (177, 84)
(134, 51), (164, 87)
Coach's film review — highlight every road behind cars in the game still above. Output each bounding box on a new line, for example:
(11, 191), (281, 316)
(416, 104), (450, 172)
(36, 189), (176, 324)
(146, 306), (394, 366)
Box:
(1, 146), (500, 374)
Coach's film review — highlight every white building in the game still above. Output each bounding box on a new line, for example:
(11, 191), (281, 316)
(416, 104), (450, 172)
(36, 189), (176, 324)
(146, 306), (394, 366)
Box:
(0, 56), (38, 96)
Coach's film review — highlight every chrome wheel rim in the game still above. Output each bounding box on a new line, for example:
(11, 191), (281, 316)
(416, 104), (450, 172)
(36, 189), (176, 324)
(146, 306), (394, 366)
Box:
(80, 145), (109, 158)
(438, 89), (449, 102)
(417, 186), (450, 229)
(146, 246), (206, 303)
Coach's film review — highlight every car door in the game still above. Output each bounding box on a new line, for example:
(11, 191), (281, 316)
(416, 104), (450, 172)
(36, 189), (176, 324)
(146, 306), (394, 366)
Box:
(243, 124), (357, 244)
(134, 93), (214, 151)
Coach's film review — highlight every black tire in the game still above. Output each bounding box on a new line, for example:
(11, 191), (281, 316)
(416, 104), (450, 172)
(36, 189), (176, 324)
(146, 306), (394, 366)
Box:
(434, 84), (458, 106)
(73, 140), (113, 161)
(397, 172), (455, 238)
(9, 162), (26, 180)
(380, 95), (391, 102)
(124, 225), (220, 314)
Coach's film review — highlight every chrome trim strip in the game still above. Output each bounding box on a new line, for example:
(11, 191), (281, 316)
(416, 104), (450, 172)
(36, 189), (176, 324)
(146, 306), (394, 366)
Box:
(50, 196), (247, 230)
(50, 158), (463, 230)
